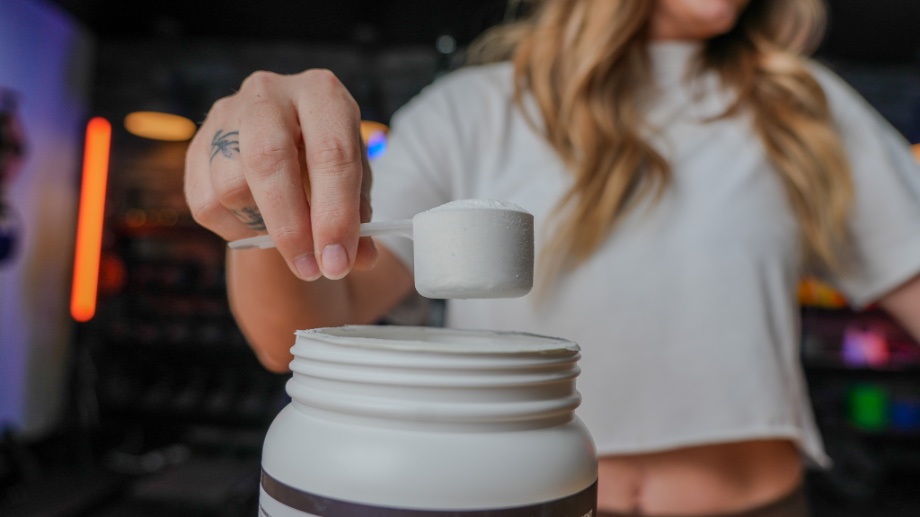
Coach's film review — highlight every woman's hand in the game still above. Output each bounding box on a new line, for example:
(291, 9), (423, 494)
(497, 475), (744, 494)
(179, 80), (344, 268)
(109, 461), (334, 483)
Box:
(185, 69), (377, 281)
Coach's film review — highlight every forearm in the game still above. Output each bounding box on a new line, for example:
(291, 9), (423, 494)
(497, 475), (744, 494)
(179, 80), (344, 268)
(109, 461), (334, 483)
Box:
(226, 244), (415, 372)
(227, 249), (359, 371)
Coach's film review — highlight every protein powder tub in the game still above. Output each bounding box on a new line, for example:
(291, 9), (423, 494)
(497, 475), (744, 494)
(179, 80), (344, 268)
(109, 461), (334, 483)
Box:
(259, 325), (597, 516)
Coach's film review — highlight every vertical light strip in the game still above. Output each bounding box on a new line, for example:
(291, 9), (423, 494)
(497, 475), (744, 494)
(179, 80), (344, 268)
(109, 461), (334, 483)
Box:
(71, 117), (112, 322)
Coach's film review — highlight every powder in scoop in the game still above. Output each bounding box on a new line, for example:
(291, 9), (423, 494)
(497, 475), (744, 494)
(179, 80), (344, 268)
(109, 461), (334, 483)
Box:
(427, 199), (529, 213)
(412, 199), (534, 299)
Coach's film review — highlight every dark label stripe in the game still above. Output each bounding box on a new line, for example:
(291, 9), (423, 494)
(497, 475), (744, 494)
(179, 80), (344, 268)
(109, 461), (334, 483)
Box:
(262, 469), (597, 517)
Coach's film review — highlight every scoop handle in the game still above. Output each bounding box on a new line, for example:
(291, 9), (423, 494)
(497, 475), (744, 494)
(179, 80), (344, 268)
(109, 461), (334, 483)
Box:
(358, 219), (413, 238)
(227, 219), (413, 250)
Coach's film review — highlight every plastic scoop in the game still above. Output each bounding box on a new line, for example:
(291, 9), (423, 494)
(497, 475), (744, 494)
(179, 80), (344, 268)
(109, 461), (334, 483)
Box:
(228, 220), (413, 249)
(228, 199), (534, 299)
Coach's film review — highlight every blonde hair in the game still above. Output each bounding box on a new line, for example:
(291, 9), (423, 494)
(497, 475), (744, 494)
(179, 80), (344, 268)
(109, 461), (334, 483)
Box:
(469, 0), (853, 279)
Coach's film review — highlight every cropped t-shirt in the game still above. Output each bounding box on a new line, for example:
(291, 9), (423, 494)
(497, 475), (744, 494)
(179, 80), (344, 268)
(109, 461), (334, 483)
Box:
(368, 42), (920, 466)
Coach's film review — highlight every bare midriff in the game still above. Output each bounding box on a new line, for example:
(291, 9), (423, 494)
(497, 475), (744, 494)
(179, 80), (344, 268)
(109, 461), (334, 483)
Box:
(597, 439), (802, 515)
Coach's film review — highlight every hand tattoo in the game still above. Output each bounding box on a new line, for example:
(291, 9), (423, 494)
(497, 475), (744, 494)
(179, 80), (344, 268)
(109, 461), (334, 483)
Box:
(232, 207), (266, 232)
(210, 129), (240, 163)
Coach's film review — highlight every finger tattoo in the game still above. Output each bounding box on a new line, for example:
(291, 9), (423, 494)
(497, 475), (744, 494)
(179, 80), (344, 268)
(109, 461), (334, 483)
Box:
(232, 207), (266, 232)
(210, 129), (240, 163)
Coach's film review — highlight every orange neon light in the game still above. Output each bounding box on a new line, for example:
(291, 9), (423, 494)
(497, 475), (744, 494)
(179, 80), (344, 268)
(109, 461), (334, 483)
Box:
(71, 117), (112, 322)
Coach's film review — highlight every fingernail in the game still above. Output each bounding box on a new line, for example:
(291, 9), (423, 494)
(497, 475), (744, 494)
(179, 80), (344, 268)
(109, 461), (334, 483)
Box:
(321, 244), (349, 280)
(294, 253), (321, 281)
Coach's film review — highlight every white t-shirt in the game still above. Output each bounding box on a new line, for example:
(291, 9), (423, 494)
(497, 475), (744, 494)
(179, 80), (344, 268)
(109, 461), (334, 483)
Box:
(369, 42), (920, 466)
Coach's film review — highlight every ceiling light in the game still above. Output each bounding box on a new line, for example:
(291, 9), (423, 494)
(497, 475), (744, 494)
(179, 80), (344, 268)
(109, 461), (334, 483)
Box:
(124, 111), (197, 141)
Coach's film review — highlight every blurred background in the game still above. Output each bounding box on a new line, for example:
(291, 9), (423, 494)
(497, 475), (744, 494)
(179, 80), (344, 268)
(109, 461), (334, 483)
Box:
(0, 0), (919, 515)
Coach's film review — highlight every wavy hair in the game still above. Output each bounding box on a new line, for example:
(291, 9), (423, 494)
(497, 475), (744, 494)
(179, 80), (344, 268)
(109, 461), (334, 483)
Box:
(469, 0), (853, 279)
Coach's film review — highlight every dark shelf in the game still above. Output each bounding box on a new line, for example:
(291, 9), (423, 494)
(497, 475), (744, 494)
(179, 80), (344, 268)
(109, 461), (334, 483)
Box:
(804, 358), (920, 375)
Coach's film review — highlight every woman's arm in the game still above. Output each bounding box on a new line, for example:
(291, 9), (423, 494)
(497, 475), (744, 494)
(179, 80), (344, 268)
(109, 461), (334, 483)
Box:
(184, 69), (416, 371)
(878, 273), (920, 342)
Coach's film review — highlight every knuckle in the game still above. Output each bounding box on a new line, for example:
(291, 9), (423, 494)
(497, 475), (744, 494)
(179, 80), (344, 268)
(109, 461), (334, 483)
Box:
(302, 68), (342, 91)
(187, 125), (206, 151)
(299, 70), (360, 115)
(243, 137), (290, 178)
(313, 202), (349, 221)
(307, 136), (360, 174)
(346, 97), (361, 120)
(188, 194), (223, 227)
(213, 173), (251, 205)
(311, 202), (355, 233)
(209, 95), (233, 114)
(241, 70), (280, 94)
(271, 224), (307, 251)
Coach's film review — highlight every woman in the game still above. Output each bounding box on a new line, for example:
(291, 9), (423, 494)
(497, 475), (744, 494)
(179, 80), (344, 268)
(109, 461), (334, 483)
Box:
(184, 0), (920, 514)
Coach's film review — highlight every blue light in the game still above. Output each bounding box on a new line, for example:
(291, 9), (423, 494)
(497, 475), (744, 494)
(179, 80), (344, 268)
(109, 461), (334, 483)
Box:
(367, 131), (387, 160)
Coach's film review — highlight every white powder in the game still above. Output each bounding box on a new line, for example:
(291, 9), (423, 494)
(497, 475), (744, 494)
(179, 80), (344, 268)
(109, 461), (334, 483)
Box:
(412, 199), (534, 299)
(427, 199), (530, 213)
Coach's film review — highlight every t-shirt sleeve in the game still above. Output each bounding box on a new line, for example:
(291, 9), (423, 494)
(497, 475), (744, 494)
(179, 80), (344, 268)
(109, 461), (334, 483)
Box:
(368, 76), (469, 270)
(812, 64), (920, 307)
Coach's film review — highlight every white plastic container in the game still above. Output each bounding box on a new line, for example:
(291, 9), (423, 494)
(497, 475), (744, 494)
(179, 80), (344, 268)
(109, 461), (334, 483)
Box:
(259, 325), (597, 516)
